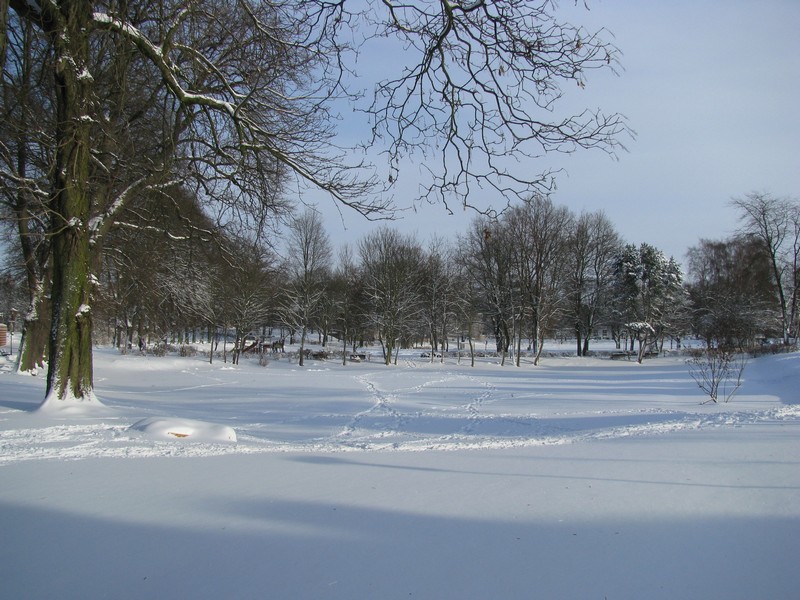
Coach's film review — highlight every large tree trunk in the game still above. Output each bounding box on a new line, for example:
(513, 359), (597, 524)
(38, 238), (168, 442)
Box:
(42, 1), (97, 406)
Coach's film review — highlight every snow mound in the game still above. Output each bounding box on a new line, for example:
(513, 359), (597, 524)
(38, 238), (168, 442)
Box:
(129, 417), (237, 443)
(36, 390), (110, 416)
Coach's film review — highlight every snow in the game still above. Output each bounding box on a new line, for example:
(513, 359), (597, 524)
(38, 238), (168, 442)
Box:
(1, 345), (799, 599)
(36, 388), (106, 416)
(130, 416), (237, 442)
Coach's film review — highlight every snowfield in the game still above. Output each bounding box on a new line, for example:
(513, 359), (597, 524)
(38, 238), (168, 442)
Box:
(1, 346), (799, 599)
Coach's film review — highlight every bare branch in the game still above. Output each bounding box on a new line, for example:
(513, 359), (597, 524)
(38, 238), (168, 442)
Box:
(361, 0), (629, 207)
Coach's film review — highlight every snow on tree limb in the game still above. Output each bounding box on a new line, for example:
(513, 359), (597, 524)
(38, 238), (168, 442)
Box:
(91, 12), (237, 117)
(89, 9), (381, 214)
(88, 176), (183, 246)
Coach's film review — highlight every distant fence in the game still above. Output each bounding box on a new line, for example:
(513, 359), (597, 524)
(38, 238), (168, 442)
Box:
(0, 324), (7, 347)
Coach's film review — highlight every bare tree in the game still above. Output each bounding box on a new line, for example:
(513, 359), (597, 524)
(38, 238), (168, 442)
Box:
(221, 242), (274, 365)
(731, 192), (800, 344)
(329, 245), (370, 365)
(686, 236), (777, 349)
(280, 209), (332, 366)
(420, 237), (464, 362)
(506, 196), (572, 365)
(463, 217), (514, 363)
(564, 210), (621, 356)
(452, 247), (482, 367)
(359, 228), (424, 365)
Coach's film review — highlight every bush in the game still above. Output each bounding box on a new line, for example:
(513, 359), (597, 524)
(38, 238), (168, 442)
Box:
(149, 343), (168, 357)
(748, 341), (797, 358)
(687, 347), (747, 403)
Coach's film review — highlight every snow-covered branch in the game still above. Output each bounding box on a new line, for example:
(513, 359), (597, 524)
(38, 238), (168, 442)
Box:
(90, 7), (381, 214)
(88, 176), (183, 246)
(112, 221), (191, 241)
(91, 12), (237, 119)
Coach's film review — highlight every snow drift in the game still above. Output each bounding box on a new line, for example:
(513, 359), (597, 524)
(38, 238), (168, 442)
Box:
(129, 416), (237, 442)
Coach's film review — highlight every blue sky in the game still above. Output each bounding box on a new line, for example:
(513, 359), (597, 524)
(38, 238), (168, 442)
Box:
(307, 0), (800, 266)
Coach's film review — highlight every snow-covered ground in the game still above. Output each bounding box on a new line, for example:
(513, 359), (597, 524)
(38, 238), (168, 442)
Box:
(1, 346), (799, 599)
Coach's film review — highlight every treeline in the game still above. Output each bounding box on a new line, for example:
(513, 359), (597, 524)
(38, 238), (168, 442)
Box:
(6, 191), (793, 368)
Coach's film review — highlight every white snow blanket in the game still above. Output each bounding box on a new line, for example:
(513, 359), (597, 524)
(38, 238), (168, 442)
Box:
(129, 416), (237, 442)
(1, 346), (798, 599)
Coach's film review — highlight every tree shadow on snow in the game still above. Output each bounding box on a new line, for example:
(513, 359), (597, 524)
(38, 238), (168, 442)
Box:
(1, 495), (798, 600)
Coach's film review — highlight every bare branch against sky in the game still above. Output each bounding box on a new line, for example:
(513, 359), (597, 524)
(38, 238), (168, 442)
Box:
(313, 1), (800, 264)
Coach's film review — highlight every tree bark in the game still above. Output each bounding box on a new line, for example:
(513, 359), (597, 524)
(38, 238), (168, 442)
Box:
(18, 291), (50, 373)
(43, 1), (96, 404)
